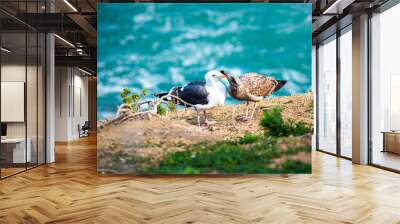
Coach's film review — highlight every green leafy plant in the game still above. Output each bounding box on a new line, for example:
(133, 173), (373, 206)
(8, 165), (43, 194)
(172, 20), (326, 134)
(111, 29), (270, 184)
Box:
(167, 101), (176, 112)
(240, 133), (258, 144)
(142, 88), (148, 98)
(131, 93), (141, 103)
(260, 107), (311, 137)
(157, 104), (167, 116)
(131, 93), (141, 113)
(280, 160), (311, 173)
(120, 87), (132, 104)
(119, 88), (146, 113)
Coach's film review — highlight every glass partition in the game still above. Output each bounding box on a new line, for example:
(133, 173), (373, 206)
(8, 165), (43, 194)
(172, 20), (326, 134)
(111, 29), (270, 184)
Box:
(38, 32), (45, 165)
(317, 35), (337, 154)
(1, 30), (28, 177)
(371, 4), (400, 171)
(0, 2), (46, 179)
(27, 30), (38, 169)
(339, 26), (352, 158)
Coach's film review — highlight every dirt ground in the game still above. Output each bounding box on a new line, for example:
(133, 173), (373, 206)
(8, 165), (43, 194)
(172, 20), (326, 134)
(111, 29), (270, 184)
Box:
(97, 92), (313, 172)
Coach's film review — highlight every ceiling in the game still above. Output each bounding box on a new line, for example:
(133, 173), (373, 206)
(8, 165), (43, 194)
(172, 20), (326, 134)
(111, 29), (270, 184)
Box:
(0, 0), (394, 74)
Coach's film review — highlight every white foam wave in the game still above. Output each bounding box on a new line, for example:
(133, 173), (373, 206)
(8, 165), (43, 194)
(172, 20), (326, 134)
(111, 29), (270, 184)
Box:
(202, 10), (245, 26)
(135, 68), (165, 89)
(172, 21), (239, 43)
(169, 67), (186, 84)
(133, 5), (155, 24)
(98, 111), (115, 120)
(168, 41), (243, 68)
(119, 35), (136, 46)
(108, 77), (130, 86)
(98, 81), (140, 97)
(157, 17), (171, 33)
(97, 84), (123, 97)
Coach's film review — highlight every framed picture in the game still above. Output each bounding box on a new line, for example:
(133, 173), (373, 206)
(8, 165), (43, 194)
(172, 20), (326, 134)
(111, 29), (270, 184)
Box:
(97, 3), (312, 175)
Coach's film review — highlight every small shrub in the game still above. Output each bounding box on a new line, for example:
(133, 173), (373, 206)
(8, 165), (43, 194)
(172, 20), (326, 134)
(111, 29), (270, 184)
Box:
(157, 104), (167, 116)
(260, 107), (311, 137)
(131, 104), (139, 113)
(183, 166), (200, 174)
(240, 133), (258, 144)
(131, 93), (141, 103)
(120, 88), (143, 110)
(280, 160), (311, 173)
(120, 87), (132, 104)
(142, 88), (148, 97)
(167, 101), (176, 112)
(120, 87), (131, 99)
(288, 119), (311, 135)
(284, 146), (311, 155)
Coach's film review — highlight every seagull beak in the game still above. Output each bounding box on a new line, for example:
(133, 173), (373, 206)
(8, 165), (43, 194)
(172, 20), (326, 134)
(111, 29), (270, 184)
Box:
(219, 70), (228, 79)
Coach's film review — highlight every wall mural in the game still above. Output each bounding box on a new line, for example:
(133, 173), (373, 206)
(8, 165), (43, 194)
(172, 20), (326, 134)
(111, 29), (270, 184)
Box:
(97, 3), (313, 175)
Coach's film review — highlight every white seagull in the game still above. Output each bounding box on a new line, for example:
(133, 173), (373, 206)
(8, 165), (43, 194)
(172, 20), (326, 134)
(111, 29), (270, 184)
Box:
(156, 70), (227, 126)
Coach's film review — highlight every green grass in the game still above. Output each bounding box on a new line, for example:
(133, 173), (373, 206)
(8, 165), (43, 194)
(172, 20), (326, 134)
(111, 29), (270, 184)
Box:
(280, 160), (311, 173)
(144, 137), (311, 174)
(260, 107), (312, 137)
(240, 133), (259, 144)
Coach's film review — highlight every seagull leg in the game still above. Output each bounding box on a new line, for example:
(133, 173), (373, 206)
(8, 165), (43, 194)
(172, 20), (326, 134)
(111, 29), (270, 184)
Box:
(232, 106), (236, 121)
(195, 107), (201, 127)
(250, 102), (258, 120)
(245, 101), (249, 117)
(235, 102), (250, 121)
(203, 110), (208, 125)
(203, 110), (216, 126)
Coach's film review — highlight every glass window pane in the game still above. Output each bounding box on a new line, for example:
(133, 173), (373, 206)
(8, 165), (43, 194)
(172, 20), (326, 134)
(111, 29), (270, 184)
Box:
(340, 28), (352, 158)
(38, 33), (45, 165)
(317, 35), (337, 154)
(371, 4), (400, 171)
(27, 30), (38, 169)
(1, 31), (27, 177)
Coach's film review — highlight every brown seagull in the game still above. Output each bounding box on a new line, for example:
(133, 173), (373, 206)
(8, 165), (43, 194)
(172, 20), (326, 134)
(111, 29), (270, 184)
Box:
(221, 70), (287, 120)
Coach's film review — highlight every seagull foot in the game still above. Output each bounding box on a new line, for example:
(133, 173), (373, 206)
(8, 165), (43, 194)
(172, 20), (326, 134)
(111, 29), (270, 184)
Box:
(204, 119), (217, 126)
(235, 115), (251, 122)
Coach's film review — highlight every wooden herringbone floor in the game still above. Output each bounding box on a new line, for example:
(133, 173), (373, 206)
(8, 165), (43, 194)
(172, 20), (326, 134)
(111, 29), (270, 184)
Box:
(1, 135), (400, 224)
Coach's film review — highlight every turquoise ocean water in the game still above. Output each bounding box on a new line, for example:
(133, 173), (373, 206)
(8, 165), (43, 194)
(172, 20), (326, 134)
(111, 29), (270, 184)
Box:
(98, 3), (312, 119)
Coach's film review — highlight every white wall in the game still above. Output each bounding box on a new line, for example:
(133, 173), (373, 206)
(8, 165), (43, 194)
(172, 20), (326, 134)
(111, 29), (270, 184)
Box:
(55, 66), (69, 141)
(55, 67), (89, 141)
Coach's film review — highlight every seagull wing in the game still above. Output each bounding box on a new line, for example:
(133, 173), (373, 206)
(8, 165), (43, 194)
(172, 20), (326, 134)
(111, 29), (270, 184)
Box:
(239, 73), (278, 97)
(174, 82), (209, 105)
